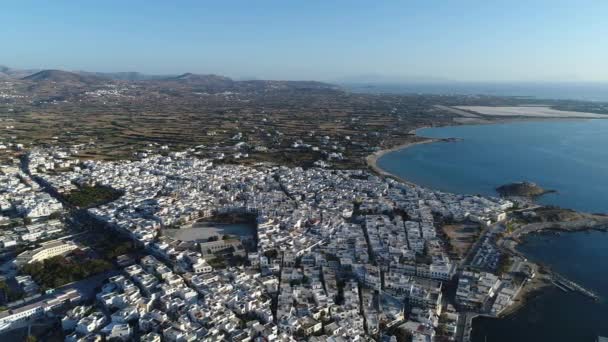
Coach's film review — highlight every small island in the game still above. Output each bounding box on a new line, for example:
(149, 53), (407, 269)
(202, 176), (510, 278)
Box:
(496, 181), (555, 197)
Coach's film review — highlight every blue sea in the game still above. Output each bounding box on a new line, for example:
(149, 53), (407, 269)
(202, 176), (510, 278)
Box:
(377, 120), (608, 213)
(472, 230), (608, 341)
(377, 119), (608, 341)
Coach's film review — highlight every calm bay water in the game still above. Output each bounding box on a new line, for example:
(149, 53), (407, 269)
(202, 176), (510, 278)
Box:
(377, 120), (608, 213)
(377, 119), (608, 341)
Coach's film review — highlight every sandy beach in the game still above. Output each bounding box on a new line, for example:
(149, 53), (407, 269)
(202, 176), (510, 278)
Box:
(365, 138), (440, 185)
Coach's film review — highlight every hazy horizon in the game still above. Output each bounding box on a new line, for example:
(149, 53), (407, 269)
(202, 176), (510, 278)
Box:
(2, 1), (608, 83)
(6, 64), (608, 86)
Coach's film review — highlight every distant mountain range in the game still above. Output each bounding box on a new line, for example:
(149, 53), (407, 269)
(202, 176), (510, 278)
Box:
(0, 65), (340, 97)
(1, 65), (173, 81)
(23, 69), (106, 84)
(78, 71), (173, 81)
(1, 65), (337, 86)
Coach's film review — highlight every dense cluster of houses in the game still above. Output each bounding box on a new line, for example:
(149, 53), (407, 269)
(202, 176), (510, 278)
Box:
(455, 270), (525, 316)
(0, 164), (63, 220)
(5, 147), (517, 341)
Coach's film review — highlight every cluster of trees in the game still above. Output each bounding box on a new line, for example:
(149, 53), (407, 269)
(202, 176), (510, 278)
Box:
(64, 185), (122, 208)
(496, 255), (514, 276)
(207, 256), (227, 269)
(100, 240), (135, 260)
(0, 280), (24, 304)
(263, 249), (278, 259)
(86, 234), (139, 261)
(21, 256), (112, 291)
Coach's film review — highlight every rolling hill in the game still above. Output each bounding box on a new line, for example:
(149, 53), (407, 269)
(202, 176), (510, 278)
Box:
(23, 69), (108, 84)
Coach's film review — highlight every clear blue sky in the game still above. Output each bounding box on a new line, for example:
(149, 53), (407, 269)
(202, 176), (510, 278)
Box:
(1, 0), (607, 82)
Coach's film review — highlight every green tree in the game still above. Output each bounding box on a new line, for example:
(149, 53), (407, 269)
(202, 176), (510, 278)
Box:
(22, 256), (112, 290)
(64, 185), (122, 208)
(263, 249), (278, 259)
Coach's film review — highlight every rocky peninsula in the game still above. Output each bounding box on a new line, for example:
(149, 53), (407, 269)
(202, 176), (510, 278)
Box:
(496, 181), (555, 198)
